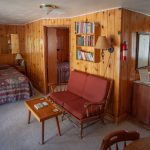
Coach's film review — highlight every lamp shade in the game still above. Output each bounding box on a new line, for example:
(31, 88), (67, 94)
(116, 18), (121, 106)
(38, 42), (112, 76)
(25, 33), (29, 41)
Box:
(95, 36), (110, 49)
(15, 53), (23, 60)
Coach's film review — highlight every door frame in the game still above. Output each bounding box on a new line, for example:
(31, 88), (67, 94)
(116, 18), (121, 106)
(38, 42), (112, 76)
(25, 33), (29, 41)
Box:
(44, 25), (71, 94)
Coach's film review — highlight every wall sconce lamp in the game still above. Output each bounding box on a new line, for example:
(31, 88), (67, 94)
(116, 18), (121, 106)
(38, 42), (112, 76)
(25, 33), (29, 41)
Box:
(95, 36), (114, 63)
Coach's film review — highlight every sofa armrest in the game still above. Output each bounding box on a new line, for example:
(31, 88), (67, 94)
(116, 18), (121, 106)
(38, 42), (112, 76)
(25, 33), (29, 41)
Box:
(84, 101), (105, 107)
(84, 101), (106, 117)
(48, 83), (68, 92)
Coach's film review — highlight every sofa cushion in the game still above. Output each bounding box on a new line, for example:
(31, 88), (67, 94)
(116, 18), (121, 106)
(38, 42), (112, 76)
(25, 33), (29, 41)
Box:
(67, 71), (87, 97)
(64, 98), (100, 120)
(82, 75), (110, 103)
(64, 98), (89, 119)
(49, 91), (79, 106)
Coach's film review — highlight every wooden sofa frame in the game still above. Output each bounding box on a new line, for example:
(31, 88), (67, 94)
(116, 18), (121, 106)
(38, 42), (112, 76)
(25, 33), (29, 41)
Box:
(48, 73), (113, 138)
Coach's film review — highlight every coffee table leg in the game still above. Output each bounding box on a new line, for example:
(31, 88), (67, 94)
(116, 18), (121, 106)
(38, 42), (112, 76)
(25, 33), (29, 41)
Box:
(56, 116), (61, 136)
(28, 110), (31, 124)
(40, 121), (45, 144)
(39, 121), (45, 144)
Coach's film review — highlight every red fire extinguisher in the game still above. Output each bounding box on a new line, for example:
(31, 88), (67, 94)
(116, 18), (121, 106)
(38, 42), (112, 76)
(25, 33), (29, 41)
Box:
(121, 41), (127, 61)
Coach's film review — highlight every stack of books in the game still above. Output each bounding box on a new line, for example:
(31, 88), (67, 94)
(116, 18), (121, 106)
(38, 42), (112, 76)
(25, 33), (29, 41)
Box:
(76, 50), (94, 62)
(77, 36), (94, 46)
(75, 22), (95, 34)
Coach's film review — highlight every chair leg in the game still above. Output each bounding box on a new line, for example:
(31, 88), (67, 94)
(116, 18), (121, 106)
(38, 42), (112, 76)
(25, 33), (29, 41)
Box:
(80, 123), (83, 139)
(61, 111), (65, 121)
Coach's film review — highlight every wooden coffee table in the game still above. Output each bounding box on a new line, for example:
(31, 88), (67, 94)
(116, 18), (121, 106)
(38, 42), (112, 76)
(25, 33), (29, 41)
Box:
(25, 97), (62, 144)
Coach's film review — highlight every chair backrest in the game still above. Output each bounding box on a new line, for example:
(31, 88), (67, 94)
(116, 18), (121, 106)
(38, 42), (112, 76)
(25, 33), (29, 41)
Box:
(100, 130), (140, 150)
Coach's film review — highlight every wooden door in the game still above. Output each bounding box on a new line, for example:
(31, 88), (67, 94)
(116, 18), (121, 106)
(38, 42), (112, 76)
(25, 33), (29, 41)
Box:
(47, 28), (57, 85)
(56, 28), (69, 62)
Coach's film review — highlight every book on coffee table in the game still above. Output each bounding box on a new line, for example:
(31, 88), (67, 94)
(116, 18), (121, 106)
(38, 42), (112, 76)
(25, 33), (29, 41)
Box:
(34, 102), (48, 110)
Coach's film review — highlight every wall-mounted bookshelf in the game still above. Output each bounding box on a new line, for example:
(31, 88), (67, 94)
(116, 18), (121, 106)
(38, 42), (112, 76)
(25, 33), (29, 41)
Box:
(75, 22), (100, 63)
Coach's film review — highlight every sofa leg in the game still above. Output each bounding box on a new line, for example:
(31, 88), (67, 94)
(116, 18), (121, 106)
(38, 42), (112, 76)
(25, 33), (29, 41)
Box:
(61, 114), (64, 122)
(61, 111), (65, 121)
(100, 115), (105, 125)
(80, 123), (83, 139)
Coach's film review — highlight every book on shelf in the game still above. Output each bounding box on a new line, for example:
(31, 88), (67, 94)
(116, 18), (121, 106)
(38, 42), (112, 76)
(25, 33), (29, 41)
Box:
(76, 50), (94, 61)
(89, 53), (94, 61)
(81, 51), (86, 60)
(75, 22), (95, 34)
(76, 50), (82, 60)
(85, 52), (90, 61)
(77, 36), (94, 46)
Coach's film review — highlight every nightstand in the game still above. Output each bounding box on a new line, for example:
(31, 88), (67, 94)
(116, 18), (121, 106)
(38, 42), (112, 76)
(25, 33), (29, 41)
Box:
(15, 65), (27, 75)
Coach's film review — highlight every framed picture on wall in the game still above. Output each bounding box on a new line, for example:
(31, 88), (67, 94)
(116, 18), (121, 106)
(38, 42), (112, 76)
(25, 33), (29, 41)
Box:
(136, 32), (150, 69)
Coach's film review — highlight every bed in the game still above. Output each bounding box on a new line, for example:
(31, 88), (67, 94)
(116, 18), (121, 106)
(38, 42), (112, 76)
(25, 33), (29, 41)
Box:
(57, 62), (70, 83)
(0, 65), (33, 105)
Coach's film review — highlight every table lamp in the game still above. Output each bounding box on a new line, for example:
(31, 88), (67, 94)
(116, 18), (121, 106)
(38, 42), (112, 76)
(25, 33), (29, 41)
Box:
(16, 53), (23, 66)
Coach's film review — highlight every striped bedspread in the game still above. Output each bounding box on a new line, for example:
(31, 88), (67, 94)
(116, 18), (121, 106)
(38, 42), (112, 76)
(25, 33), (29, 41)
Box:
(0, 66), (33, 105)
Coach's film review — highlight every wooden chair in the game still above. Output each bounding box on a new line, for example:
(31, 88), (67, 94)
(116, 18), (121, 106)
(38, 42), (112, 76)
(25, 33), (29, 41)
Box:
(100, 130), (140, 150)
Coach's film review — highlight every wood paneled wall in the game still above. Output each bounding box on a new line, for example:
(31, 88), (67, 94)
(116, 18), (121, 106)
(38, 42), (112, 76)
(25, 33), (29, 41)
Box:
(70, 9), (122, 119)
(120, 9), (150, 118)
(0, 25), (25, 65)
(24, 19), (71, 92)
(0, 54), (15, 65)
(24, 9), (121, 120)
(23, 8), (150, 121)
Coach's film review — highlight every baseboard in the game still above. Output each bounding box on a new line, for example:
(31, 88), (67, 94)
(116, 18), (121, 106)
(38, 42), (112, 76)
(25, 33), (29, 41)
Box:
(115, 113), (128, 123)
(104, 113), (115, 122)
(104, 113), (128, 124)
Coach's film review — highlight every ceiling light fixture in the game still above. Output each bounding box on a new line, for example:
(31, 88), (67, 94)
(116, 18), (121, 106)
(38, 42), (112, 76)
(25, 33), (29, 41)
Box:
(40, 4), (58, 14)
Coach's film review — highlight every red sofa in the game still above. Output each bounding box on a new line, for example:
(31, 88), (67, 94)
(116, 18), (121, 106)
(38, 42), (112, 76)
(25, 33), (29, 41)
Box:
(49, 70), (113, 137)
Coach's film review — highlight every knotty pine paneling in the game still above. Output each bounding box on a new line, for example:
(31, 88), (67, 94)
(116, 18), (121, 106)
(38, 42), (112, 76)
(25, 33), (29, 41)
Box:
(0, 8), (147, 122)
(26, 8), (150, 122)
(0, 54), (15, 65)
(24, 19), (71, 93)
(70, 9), (122, 119)
(24, 9), (122, 121)
(0, 25), (25, 65)
(120, 9), (150, 119)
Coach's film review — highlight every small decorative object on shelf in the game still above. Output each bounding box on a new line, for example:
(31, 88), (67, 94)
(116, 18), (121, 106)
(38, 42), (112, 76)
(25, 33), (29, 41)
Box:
(75, 22), (100, 63)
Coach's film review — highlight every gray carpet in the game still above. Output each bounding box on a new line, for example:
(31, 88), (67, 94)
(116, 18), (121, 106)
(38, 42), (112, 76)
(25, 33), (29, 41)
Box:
(0, 100), (150, 150)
